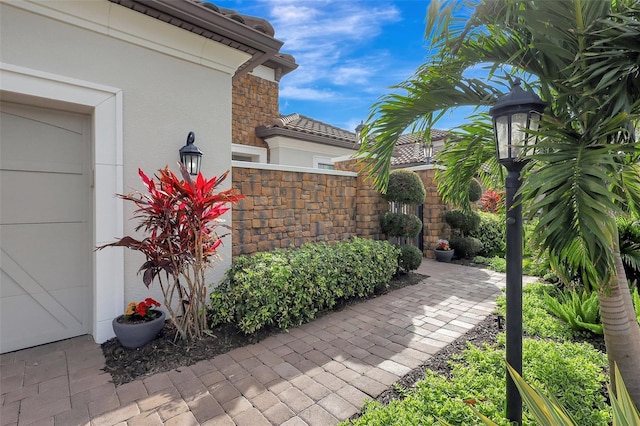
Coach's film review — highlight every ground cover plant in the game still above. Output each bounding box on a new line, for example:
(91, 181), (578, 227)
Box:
(344, 282), (611, 425)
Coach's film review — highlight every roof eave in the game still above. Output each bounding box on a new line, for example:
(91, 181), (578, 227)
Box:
(110, 0), (291, 80)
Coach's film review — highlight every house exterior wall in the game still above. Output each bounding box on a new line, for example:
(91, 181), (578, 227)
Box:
(231, 159), (388, 257)
(1, 0), (245, 343)
(232, 73), (278, 153)
(231, 70), (358, 168)
(268, 137), (356, 168)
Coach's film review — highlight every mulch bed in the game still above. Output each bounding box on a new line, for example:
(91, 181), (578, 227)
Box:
(101, 271), (427, 386)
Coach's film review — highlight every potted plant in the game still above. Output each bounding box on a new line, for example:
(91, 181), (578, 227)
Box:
(434, 239), (454, 262)
(98, 164), (243, 341)
(112, 298), (165, 349)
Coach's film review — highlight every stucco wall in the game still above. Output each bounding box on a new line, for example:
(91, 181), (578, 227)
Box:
(0, 0), (244, 341)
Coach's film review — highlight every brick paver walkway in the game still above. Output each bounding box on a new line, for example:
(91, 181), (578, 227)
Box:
(1, 260), (534, 425)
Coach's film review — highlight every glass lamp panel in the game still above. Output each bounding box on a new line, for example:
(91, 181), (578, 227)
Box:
(495, 115), (510, 160)
(529, 111), (541, 132)
(182, 154), (201, 175)
(510, 112), (529, 159)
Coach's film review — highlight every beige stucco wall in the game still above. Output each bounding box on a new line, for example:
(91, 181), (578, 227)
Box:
(0, 0), (246, 341)
(267, 136), (356, 168)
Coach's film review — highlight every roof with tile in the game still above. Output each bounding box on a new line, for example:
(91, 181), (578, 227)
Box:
(391, 131), (448, 166)
(256, 113), (359, 149)
(256, 113), (449, 165)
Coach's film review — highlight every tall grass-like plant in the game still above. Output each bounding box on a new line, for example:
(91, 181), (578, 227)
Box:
(543, 290), (603, 335)
(98, 165), (243, 341)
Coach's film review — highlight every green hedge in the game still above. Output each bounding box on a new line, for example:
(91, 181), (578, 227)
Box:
(209, 238), (399, 334)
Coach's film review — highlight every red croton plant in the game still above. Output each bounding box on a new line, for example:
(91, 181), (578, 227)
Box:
(98, 164), (243, 341)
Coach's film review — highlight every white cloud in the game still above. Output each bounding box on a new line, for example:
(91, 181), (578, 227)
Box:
(260, 0), (402, 99)
(279, 85), (336, 101)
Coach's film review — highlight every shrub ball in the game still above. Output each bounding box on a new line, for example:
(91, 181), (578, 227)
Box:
(382, 169), (426, 205)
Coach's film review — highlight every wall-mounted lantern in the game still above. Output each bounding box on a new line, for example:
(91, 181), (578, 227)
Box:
(179, 131), (203, 176)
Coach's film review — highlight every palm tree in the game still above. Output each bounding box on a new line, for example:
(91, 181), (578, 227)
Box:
(358, 0), (640, 405)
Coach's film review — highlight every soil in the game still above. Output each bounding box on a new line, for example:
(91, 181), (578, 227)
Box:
(102, 270), (607, 414)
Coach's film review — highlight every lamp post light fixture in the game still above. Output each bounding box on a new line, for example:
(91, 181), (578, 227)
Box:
(179, 131), (203, 176)
(354, 121), (365, 146)
(489, 78), (546, 425)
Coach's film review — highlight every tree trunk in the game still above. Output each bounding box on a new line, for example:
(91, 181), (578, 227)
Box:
(599, 249), (640, 409)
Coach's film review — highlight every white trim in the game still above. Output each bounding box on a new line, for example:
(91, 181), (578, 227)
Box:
(403, 164), (445, 171)
(313, 155), (335, 169)
(249, 65), (276, 82)
(0, 62), (124, 344)
(232, 160), (357, 177)
(231, 143), (267, 163)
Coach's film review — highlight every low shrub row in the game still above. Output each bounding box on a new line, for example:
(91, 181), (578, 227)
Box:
(209, 238), (399, 334)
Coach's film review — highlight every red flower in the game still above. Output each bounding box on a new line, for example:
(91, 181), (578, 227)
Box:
(123, 298), (161, 321)
(136, 303), (147, 317)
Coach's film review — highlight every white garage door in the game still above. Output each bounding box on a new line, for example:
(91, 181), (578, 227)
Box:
(1, 101), (92, 353)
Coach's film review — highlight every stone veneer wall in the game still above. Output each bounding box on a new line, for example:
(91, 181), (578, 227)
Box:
(232, 74), (278, 151)
(413, 168), (451, 258)
(231, 160), (448, 259)
(231, 160), (388, 257)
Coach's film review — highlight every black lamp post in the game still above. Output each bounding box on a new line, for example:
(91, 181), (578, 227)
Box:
(179, 131), (203, 176)
(489, 78), (545, 425)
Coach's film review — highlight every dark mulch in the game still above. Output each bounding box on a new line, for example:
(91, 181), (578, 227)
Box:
(102, 271), (427, 386)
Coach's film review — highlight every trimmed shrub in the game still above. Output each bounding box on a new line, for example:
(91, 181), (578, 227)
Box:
(380, 211), (423, 238)
(444, 209), (481, 236)
(397, 245), (423, 272)
(450, 236), (483, 259)
(468, 178), (483, 203)
(209, 238), (399, 334)
(469, 211), (505, 257)
(382, 169), (426, 205)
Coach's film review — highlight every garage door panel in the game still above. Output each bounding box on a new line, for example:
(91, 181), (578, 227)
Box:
(2, 223), (84, 291)
(0, 294), (86, 353)
(0, 269), (26, 297)
(0, 170), (86, 224)
(1, 101), (91, 353)
(0, 109), (84, 173)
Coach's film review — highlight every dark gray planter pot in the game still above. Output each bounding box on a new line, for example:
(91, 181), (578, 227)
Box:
(112, 310), (165, 349)
(434, 249), (455, 263)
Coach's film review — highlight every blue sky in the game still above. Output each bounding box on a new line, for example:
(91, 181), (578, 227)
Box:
(212, 0), (477, 133)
